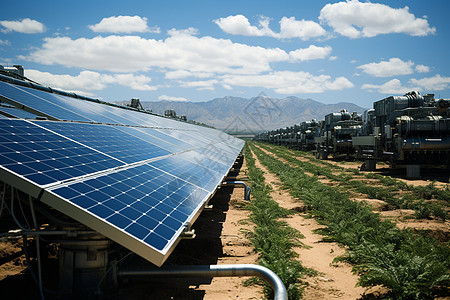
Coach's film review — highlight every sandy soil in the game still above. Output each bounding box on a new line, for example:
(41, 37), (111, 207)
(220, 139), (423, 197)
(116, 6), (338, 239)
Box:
(198, 158), (263, 299)
(249, 147), (368, 299)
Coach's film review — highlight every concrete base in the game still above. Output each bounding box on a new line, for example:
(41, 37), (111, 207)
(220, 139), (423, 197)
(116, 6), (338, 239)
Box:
(406, 165), (420, 178)
(58, 237), (109, 298)
(360, 160), (376, 171)
(365, 160), (376, 171)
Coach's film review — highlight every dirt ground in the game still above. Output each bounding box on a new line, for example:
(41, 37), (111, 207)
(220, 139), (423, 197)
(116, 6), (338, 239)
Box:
(0, 148), (448, 299)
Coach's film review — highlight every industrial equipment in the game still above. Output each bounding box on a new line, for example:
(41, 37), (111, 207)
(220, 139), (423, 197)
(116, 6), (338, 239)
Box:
(353, 91), (450, 175)
(254, 90), (449, 177)
(314, 110), (362, 159)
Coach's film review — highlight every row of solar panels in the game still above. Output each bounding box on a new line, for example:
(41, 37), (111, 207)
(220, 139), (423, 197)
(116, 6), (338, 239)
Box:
(0, 79), (244, 266)
(0, 80), (198, 129)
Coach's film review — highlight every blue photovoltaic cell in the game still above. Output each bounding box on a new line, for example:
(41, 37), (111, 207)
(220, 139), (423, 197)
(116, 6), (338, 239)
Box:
(179, 148), (230, 175)
(51, 163), (209, 251)
(0, 81), (149, 125)
(115, 126), (185, 154)
(0, 119), (123, 185)
(0, 81), (195, 129)
(37, 121), (172, 163)
(165, 129), (213, 148)
(191, 143), (238, 168)
(0, 81), (92, 122)
(0, 106), (39, 119)
(148, 152), (224, 193)
(135, 127), (195, 151)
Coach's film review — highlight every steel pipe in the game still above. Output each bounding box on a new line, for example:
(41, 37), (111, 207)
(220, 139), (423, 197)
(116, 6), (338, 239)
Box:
(222, 181), (251, 201)
(118, 264), (287, 300)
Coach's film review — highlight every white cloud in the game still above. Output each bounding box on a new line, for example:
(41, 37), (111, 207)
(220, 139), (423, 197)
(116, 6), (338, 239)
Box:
(24, 33), (289, 74)
(319, 0), (436, 38)
(361, 79), (410, 94)
(112, 73), (157, 91)
(278, 17), (326, 40)
(25, 69), (158, 93)
(222, 71), (354, 94)
(179, 79), (219, 91)
(361, 75), (450, 94)
(0, 39), (10, 46)
(88, 15), (159, 33)
(357, 58), (414, 77)
(158, 95), (188, 102)
(0, 18), (45, 34)
(213, 15), (280, 38)
(165, 70), (192, 79)
(214, 15), (273, 37)
(26, 69), (108, 90)
(167, 27), (199, 36)
(415, 64), (430, 73)
(165, 70), (213, 79)
(214, 15), (326, 40)
(289, 45), (332, 62)
(409, 75), (450, 91)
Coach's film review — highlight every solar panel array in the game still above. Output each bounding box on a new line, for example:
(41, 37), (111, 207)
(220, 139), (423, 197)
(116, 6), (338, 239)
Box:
(0, 80), (244, 266)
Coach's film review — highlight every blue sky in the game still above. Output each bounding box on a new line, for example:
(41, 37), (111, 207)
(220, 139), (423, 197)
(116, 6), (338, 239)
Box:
(1, 0), (449, 108)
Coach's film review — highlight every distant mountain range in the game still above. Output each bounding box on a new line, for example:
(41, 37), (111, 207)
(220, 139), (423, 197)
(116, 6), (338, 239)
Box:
(125, 93), (367, 134)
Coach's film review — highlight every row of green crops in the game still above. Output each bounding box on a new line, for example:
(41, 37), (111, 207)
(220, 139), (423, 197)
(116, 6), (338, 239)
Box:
(248, 141), (449, 300)
(243, 144), (312, 300)
(266, 142), (450, 203)
(257, 143), (448, 221)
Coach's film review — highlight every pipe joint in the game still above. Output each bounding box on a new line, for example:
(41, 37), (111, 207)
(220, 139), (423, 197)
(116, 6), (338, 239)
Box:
(222, 181), (251, 201)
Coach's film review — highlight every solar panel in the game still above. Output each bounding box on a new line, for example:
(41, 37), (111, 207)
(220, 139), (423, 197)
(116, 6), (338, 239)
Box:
(44, 161), (210, 264)
(37, 121), (173, 163)
(0, 106), (40, 119)
(0, 77), (244, 266)
(0, 119), (124, 186)
(117, 126), (186, 153)
(148, 153), (225, 193)
(0, 81), (200, 129)
(0, 81), (92, 122)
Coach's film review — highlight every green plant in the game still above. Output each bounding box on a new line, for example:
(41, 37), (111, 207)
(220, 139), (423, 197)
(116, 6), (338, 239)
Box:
(249, 141), (450, 299)
(338, 238), (450, 299)
(243, 143), (308, 299)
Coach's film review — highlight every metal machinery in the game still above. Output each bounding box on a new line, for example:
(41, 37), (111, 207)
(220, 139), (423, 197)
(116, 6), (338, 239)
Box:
(164, 109), (177, 118)
(314, 110), (362, 159)
(279, 126), (296, 148)
(299, 119), (321, 151)
(352, 91), (450, 174)
(164, 109), (188, 122)
(254, 90), (449, 177)
(253, 119), (321, 151)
